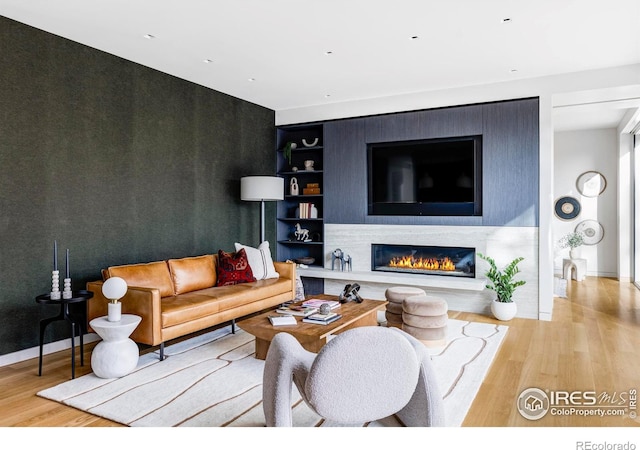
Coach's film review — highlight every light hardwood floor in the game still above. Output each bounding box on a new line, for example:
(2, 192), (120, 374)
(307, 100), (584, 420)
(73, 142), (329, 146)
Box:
(1, 276), (638, 427)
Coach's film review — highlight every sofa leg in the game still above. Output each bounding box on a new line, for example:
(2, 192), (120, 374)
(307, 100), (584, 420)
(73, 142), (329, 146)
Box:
(159, 342), (165, 360)
(231, 319), (236, 334)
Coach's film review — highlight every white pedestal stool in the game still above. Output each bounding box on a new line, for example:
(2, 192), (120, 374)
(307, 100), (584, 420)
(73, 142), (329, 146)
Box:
(90, 314), (141, 378)
(562, 258), (587, 282)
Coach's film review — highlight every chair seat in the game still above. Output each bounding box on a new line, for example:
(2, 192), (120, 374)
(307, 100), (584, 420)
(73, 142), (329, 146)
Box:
(263, 326), (446, 427)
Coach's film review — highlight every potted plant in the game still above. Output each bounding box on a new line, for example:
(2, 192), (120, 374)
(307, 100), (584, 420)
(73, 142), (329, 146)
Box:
(477, 252), (526, 321)
(282, 141), (296, 166)
(559, 231), (585, 259)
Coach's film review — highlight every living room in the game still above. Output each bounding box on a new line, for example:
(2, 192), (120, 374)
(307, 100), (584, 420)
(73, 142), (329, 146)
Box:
(1, 1), (639, 445)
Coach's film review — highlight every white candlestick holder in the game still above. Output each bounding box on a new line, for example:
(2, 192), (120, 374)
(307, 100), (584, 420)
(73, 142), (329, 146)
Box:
(62, 278), (72, 299)
(50, 270), (61, 300)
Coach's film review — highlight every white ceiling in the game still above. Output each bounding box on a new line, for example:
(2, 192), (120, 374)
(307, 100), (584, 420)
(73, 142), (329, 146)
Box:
(1, 0), (639, 129)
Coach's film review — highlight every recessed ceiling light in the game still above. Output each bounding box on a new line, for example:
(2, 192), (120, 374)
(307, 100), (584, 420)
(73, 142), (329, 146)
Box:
(510, 69), (518, 73)
(501, 18), (512, 23)
(203, 59), (213, 64)
(410, 35), (419, 40)
(324, 94), (331, 98)
(143, 34), (156, 39)
(324, 51), (333, 55)
(248, 78), (256, 82)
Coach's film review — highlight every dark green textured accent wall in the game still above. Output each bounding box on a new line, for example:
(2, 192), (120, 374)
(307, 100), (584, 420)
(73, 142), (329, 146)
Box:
(0, 16), (275, 356)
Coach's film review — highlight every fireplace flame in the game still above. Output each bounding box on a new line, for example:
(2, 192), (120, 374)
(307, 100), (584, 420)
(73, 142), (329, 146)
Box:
(389, 255), (456, 271)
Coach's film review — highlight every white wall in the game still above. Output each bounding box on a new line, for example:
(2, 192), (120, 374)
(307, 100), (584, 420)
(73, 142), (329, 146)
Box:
(553, 129), (618, 277)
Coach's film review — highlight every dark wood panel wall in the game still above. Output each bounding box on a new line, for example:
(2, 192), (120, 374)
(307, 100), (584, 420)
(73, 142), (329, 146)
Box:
(324, 98), (539, 226)
(0, 16), (275, 356)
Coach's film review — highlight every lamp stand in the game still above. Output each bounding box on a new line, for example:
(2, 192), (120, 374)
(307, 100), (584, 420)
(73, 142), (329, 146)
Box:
(260, 200), (266, 244)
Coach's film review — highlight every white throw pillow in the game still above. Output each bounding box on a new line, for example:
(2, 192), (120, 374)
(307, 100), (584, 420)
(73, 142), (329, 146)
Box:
(234, 241), (279, 280)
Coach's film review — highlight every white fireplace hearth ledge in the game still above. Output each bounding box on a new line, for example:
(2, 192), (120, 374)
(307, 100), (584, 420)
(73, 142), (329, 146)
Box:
(314, 223), (539, 319)
(298, 266), (486, 291)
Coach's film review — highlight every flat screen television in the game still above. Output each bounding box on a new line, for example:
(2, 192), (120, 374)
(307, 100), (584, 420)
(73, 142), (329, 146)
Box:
(367, 135), (482, 216)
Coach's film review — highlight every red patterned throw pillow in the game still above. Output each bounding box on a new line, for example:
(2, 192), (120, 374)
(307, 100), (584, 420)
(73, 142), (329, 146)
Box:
(216, 248), (256, 286)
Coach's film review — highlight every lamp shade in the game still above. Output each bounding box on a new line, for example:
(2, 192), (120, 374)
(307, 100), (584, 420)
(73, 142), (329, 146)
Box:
(241, 176), (284, 201)
(102, 276), (128, 301)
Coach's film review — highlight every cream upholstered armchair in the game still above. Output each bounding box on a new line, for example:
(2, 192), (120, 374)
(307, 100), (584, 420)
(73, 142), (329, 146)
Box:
(262, 326), (445, 426)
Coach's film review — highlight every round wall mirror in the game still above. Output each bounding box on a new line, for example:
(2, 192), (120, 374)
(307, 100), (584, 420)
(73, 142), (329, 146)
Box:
(576, 171), (606, 197)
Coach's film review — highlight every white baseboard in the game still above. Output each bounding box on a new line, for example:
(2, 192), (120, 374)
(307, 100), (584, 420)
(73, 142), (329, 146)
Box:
(0, 333), (100, 368)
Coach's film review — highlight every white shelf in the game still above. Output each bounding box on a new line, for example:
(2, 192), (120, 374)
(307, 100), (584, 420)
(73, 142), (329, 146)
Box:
(297, 267), (486, 291)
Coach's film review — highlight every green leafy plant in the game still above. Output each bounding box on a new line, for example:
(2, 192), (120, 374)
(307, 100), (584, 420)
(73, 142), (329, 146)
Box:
(477, 253), (526, 303)
(282, 142), (295, 165)
(558, 232), (585, 250)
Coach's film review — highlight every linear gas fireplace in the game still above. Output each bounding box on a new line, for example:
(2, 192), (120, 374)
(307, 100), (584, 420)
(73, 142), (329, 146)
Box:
(371, 244), (475, 278)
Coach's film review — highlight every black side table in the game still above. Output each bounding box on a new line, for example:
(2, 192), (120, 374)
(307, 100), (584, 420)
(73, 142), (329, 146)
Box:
(36, 289), (93, 379)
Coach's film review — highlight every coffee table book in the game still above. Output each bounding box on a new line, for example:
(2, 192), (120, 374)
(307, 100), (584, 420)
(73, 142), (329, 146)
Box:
(302, 299), (341, 309)
(275, 305), (318, 317)
(302, 313), (342, 325)
(268, 315), (297, 326)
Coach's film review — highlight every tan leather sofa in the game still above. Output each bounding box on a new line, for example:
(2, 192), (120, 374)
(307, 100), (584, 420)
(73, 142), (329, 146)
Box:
(87, 254), (296, 359)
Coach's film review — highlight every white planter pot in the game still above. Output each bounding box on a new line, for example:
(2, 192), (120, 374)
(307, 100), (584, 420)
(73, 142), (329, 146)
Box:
(108, 302), (122, 322)
(491, 300), (517, 321)
(570, 248), (581, 259)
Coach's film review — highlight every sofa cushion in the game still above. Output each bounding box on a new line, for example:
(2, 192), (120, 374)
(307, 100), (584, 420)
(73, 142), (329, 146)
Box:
(216, 248), (256, 286)
(107, 260), (174, 298)
(168, 254), (217, 295)
(161, 278), (292, 328)
(234, 241), (279, 280)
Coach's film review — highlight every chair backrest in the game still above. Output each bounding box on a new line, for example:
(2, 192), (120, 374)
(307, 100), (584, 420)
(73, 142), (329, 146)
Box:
(305, 326), (420, 423)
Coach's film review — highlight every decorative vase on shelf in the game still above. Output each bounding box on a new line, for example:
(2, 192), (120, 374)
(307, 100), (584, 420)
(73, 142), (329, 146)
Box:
(290, 177), (299, 196)
(570, 248), (581, 259)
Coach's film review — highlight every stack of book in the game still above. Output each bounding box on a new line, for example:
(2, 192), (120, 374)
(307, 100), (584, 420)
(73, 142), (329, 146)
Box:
(275, 304), (318, 317)
(298, 202), (314, 218)
(301, 299), (340, 310)
(302, 311), (342, 325)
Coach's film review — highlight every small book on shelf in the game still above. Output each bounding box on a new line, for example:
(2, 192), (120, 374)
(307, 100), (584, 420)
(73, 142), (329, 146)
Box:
(268, 315), (297, 326)
(302, 299), (341, 310)
(303, 313), (342, 325)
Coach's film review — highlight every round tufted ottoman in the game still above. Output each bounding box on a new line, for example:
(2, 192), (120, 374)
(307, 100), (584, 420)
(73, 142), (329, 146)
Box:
(384, 286), (426, 328)
(402, 294), (448, 346)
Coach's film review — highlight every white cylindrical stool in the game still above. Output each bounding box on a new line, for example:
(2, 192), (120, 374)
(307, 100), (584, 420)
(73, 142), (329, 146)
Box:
(384, 286), (426, 328)
(90, 314), (141, 378)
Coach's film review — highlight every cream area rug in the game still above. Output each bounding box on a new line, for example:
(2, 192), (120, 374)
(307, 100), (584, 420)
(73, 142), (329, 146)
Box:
(38, 319), (508, 427)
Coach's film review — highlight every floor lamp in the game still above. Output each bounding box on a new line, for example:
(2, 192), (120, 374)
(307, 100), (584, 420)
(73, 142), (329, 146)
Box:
(241, 176), (284, 243)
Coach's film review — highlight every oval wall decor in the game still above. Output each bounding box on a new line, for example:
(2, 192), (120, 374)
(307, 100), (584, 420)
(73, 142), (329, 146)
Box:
(576, 171), (607, 198)
(575, 220), (604, 245)
(554, 196), (581, 221)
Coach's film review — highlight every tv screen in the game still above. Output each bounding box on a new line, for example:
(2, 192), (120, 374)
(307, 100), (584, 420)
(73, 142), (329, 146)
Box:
(368, 136), (482, 216)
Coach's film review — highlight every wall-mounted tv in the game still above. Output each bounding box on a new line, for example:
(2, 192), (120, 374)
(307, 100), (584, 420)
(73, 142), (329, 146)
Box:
(367, 135), (482, 216)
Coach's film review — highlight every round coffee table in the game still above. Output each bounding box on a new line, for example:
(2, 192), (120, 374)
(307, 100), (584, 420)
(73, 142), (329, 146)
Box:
(89, 314), (141, 378)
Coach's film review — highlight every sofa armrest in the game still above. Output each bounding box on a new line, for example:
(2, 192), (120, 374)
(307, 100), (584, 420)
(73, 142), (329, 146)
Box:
(274, 261), (296, 296)
(273, 261), (295, 279)
(86, 280), (163, 346)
